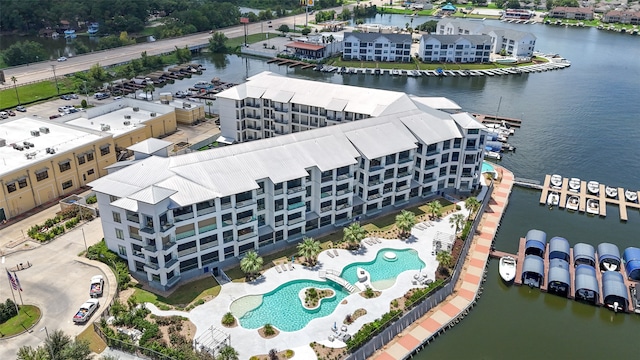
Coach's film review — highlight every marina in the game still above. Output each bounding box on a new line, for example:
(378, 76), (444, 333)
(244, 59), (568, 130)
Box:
(538, 175), (640, 221)
(490, 230), (639, 313)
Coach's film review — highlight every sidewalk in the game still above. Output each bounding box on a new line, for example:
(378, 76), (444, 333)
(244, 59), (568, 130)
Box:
(372, 166), (514, 359)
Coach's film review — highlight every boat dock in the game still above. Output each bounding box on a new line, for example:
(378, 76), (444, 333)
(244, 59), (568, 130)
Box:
(491, 237), (637, 312)
(472, 113), (522, 128)
(539, 175), (640, 221)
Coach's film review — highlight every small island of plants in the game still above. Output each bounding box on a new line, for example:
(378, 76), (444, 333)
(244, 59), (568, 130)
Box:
(303, 287), (335, 310)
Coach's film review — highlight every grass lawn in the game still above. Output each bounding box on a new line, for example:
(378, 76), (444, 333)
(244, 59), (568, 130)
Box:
(132, 276), (221, 309)
(227, 32), (277, 49)
(362, 199), (455, 233)
(76, 325), (107, 353)
(0, 305), (41, 337)
(0, 79), (75, 109)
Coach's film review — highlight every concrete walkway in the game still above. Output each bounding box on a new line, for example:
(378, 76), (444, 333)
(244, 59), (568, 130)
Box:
(372, 166), (514, 359)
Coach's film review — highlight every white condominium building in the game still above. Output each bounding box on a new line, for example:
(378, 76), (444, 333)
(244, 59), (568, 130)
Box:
(91, 77), (486, 290)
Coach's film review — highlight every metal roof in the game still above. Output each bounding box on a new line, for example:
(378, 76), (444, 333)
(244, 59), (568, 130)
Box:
(343, 32), (412, 44)
(111, 197), (139, 212)
(623, 247), (640, 280)
(574, 264), (599, 293)
(549, 236), (570, 256)
(602, 270), (628, 302)
(548, 258), (570, 286)
(522, 255), (544, 276)
(408, 96), (462, 111)
(127, 138), (172, 154)
(573, 243), (595, 264)
(128, 185), (177, 204)
(421, 34), (492, 46)
(526, 229), (547, 243)
(344, 122), (417, 160)
(597, 243), (621, 263)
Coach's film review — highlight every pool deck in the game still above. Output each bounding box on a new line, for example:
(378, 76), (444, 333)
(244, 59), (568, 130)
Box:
(371, 165), (514, 360)
(146, 203), (472, 359)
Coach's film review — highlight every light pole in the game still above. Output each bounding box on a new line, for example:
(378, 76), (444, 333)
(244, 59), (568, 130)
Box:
(11, 76), (20, 105)
(51, 64), (60, 95)
(81, 227), (88, 254)
(40, 326), (55, 360)
(83, 80), (89, 105)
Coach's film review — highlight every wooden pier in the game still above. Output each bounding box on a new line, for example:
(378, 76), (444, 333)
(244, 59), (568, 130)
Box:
(539, 174), (640, 221)
(473, 113), (522, 128)
(267, 58), (316, 69)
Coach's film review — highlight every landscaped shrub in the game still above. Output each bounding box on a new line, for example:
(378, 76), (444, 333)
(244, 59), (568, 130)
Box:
(86, 195), (97, 204)
(221, 312), (235, 326)
(346, 310), (402, 350)
(460, 220), (473, 240)
(404, 279), (444, 308)
(0, 299), (18, 323)
(263, 323), (275, 336)
(86, 240), (131, 289)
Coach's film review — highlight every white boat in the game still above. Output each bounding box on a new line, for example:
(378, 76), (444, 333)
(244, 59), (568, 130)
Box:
(566, 196), (580, 211)
(625, 190), (638, 202)
(586, 198), (599, 215)
(546, 191), (560, 206)
(484, 151), (501, 160)
(568, 178), (581, 192)
(587, 181), (599, 195)
(605, 186), (618, 198)
(499, 256), (516, 283)
(550, 174), (562, 188)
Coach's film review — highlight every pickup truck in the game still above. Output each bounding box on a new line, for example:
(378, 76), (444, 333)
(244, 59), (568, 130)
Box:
(90, 275), (104, 298)
(73, 299), (99, 324)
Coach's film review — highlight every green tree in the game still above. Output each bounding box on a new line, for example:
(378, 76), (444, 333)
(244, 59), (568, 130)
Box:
(88, 63), (108, 84)
(464, 197), (481, 221)
(301, 27), (311, 36)
(343, 222), (366, 250)
(436, 250), (453, 269)
(297, 237), (322, 266)
(60, 339), (92, 360)
(395, 210), (416, 238)
(339, 8), (352, 21)
(427, 200), (443, 220)
(44, 330), (71, 360)
(143, 83), (155, 101)
(16, 346), (48, 360)
(74, 41), (90, 55)
(217, 345), (239, 360)
(546, 0), (555, 10)
(208, 32), (228, 53)
(449, 213), (465, 235)
(277, 24), (290, 35)
(240, 250), (264, 280)
(11, 76), (21, 106)
(206, 101), (213, 116)
(1, 40), (48, 66)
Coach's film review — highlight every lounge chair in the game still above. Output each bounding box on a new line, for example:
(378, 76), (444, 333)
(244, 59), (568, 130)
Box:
(333, 249), (339, 256)
(281, 264), (288, 271)
(327, 251), (335, 258)
(375, 238), (382, 244)
(275, 266), (282, 273)
(341, 325), (348, 332)
(288, 262), (294, 271)
(328, 334), (335, 341)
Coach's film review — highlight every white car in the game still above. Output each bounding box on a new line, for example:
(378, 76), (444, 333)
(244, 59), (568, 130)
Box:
(57, 56), (67, 62)
(73, 299), (99, 323)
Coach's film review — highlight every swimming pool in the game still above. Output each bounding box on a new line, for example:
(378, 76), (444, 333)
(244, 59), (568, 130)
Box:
(341, 248), (425, 290)
(481, 161), (495, 174)
(231, 279), (349, 332)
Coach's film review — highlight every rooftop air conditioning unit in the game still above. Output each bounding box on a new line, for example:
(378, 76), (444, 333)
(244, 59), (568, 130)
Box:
(39, 127), (50, 134)
(124, 115), (131, 119)
(123, 120), (131, 126)
(0, 138), (6, 147)
(30, 130), (40, 137)
(133, 107), (140, 112)
(161, 100), (170, 105)
(101, 124), (111, 131)
(183, 103), (191, 109)
(150, 112), (156, 117)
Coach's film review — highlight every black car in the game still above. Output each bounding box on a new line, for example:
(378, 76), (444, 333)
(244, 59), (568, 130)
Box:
(60, 95), (72, 100)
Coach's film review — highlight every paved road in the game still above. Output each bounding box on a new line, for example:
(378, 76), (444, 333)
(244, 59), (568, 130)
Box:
(0, 219), (113, 359)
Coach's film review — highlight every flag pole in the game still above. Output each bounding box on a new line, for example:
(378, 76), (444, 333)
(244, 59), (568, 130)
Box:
(13, 271), (24, 305)
(5, 268), (19, 314)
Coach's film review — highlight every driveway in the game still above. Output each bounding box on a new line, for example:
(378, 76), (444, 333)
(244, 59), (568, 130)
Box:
(0, 219), (112, 359)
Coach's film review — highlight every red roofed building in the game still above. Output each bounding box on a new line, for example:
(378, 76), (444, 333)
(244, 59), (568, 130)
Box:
(284, 42), (327, 60)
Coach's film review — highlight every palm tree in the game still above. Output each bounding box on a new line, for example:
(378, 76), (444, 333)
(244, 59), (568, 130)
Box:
(297, 237), (322, 266)
(16, 346), (48, 360)
(217, 345), (239, 360)
(427, 200), (443, 220)
(395, 210), (416, 238)
(240, 250), (263, 280)
(343, 222), (366, 250)
(143, 83), (155, 101)
(465, 197), (481, 221)
(449, 213), (465, 236)
(206, 101), (213, 116)
(11, 76), (21, 105)
(436, 250), (453, 269)
(44, 330), (71, 360)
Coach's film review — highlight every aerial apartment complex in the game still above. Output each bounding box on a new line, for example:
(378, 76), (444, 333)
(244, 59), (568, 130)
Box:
(342, 32), (412, 62)
(418, 34), (492, 63)
(90, 73), (487, 289)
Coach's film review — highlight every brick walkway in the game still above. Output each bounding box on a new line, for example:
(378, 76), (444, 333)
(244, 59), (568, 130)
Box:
(373, 167), (514, 359)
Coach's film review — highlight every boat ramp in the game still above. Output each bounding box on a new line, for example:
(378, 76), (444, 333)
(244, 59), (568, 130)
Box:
(538, 175), (640, 221)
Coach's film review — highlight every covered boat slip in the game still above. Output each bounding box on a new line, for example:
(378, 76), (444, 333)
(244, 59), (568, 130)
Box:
(623, 247), (640, 281)
(573, 243), (596, 267)
(524, 229), (547, 257)
(574, 264), (600, 305)
(522, 255), (545, 289)
(597, 243), (621, 272)
(549, 236), (570, 262)
(547, 259), (571, 297)
(602, 271), (629, 311)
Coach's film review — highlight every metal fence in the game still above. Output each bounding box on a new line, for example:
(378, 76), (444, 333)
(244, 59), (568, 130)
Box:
(93, 322), (176, 360)
(345, 183), (495, 360)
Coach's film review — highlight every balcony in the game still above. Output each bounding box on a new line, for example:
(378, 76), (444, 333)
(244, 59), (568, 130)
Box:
(424, 163), (438, 170)
(367, 193), (382, 201)
(461, 172), (474, 178)
(273, 129), (287, 135)
(398, 157), (413, 164)
(162, 238), (177, 251)
(245, 102), (260, 108)
(368, 179), (383, 186)
(222, 219), (234, 227)
(464, 146), (477, 151)
(220, 202), (232, 210)
(287, 202), (305, 211)
(197, 207), (216, 217)
(274, 220), (284, 227)
(238, 231), (257, 241)
(160, 222), (175, 233)
(200, 241), (218, 250)
(288, 217), (305, 226)
(130, 233), (142, 241)
(335, 202), (351, 211)
(397, 185), (410, 192)
(132, 251), (145, 259)
(145, 262), (160, 271)
(165, 258), (179, 269)
(423, 177), (435, 183)
(199, 223), (218, 233)
(321, 176), (333, 183)
(326, 116), (342, 122)
(320, 205), (333, 213)
(174, 213), (194, 222)
(246, 124), (261, 130)
(369, 165), (384, 172)
(176, 229), (196, 240)
(321, 191), (333, 198)
(426, 150), (440, 156)
(287, 186), (305, 195)
(235, 199), (256, 209)
(336, 188), (351, 196)
(140, 225), (155, 235)
(143, 244), (157, 253)
(126, 214), (140, 223)
(273, 106), (289, 112)
(336, 173), (352, 181)
(397, 171), (410, 178)
(383, 187), (394, 194)
(237, 215), (256, 225)
(274, 189), (284, 196)
(273, 118), (288, 124)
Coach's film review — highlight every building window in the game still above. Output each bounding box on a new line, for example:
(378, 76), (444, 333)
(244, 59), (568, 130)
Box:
(100, 145), (111, 156)
(36, 170), (49, 182)
(77, 155), (86, 165)
(18, 178), (27, 188)
(59, 161), (71, 172)
(118, 245), (127, 256)
(109, 195), (119, 203)
(115, 228), (124, 240)
(87, 169), (95, 175)
(86, 152), (95, 161)
(6, 182), (17, 193)
(62, 180), (73, 190)
(113, 211), (122, 223)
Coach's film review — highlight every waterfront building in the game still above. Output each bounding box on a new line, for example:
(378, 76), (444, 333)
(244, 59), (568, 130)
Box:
(548, 7), (595, 20)
(418, 34), (492, 63)
(602, 10), (640, 24)
(0, 99), (176, 222)
(91, 79), (487, 289)
(436, 19), (537, 58)
(501, 9), (535, 20)
(342, 32), (412, 62)
(284, 42), (327, 60)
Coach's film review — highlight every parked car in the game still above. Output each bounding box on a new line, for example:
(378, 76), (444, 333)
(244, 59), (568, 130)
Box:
(58, 105), (74, 112)
(7, 110), (16, 116)
(73, 299), (99, 323)
(70, 94), (79, 99)
(94, 92), (110, 100)
(57, 56), (67, 62)
(90, 275), (104, 298)
(49, 114), (61, 120)
(0, 111), (8, 119)
(60, 94), (72, 100)
(16, 105), (27, 112)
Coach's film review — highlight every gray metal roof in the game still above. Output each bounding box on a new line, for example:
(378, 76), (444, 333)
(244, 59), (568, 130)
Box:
(549, 236), (570, 256)
(526, 229), (547, 243)
(421, 34), (492, 46)
(127, 138), (172, 154)
(574, 243), (595, 264)
(574, 264), (599, 293)
(522, 255), (544, 276)
(548, 259), (571, 285)
(598, 243), (621, 263)
(436, 19), (536, 41)
(128, 185), (177, 204)
(344, 32), (412, 44)
(602, 270), (628, 302)
(344, 122), (417, 160)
